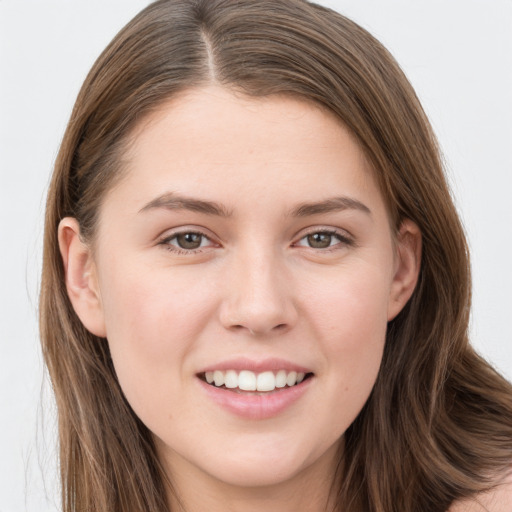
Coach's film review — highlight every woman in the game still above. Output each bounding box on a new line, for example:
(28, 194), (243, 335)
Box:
(39, 0), (512, 510)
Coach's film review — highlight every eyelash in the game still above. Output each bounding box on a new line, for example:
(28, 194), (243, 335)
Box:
(159, 230), (216, 255)
(295, 228), (354, 252)
(158, 228), (354, 255)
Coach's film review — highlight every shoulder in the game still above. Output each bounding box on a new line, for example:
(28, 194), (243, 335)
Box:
(448, 471), (512, 512)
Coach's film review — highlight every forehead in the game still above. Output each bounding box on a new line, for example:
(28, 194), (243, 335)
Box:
(105, 85), (387, 221)
(130, 86), (356, 157)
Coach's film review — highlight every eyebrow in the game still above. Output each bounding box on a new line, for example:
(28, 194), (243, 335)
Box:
(290, 196), (371, 217)
(139, 192), (233, 217)
(139, 192), (371, 218)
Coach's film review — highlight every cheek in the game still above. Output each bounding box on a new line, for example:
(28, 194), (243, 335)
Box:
(303, 265), (390, 428)
(97, 260), (216, 412)
(304, 261), (391, 344)
(100, 257), (215, 338)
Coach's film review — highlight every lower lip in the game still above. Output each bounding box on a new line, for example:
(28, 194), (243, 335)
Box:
(198, 377), (313, 420)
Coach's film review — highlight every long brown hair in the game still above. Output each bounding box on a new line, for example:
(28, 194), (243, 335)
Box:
(40, 1), (512, 510)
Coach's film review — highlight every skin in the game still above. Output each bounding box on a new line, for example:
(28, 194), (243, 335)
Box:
(59, 86), (423, 511)
(448, 473), (512, 512)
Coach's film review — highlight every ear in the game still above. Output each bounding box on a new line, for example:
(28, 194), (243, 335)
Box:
(58, 217), (107, 337)
(387, 219), (422, 321)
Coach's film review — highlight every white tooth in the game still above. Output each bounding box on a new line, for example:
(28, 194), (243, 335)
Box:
(238, 370), (257, 391)
(296, 372), (305, 384)
(213, 370), (225, 387)
(224, 370), (238, 389)
(275, 370), (287, 388)
(286, 371), (298, 387)
(205, 371), (214, 384)
(257, 371), (276, 392)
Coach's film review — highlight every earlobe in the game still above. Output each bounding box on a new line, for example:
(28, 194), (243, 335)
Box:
(58, 217), (107, 337)
(387, 219), (422, 321)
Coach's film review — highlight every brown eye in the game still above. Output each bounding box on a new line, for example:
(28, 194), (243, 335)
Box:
(175, 232), (204, 249)
(161, 230), (217, 254)
(295, 230), (352, 251)
(307, 232), (333, 248)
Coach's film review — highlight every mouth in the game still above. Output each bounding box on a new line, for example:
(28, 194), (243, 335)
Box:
(199, 369), (314, 394)
(197, 363), (315, 419)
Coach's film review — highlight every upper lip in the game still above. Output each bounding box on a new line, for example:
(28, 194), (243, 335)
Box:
(197, 357), (312, 375)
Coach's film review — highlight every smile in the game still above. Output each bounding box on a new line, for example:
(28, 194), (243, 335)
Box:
(197, 362), (314, 420)
(203, 369), (310, 392)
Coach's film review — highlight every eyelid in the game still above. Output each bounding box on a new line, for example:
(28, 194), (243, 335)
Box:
(156, 225), (354, 254)
(157, 226), (219, 253)
(293, 226), (354, 249)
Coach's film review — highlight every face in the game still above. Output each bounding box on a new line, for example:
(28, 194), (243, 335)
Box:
(61, 85), (420, 496)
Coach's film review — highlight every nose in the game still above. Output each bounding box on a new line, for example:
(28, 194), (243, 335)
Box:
(218, 247), (298, 337)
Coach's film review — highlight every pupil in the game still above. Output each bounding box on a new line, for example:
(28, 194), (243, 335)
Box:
(308, 233), (331, 248)
(177, 233), (202, 249)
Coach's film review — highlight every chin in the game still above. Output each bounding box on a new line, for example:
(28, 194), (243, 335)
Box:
(199, 437), (339, 490)
(206, 459), (306, 488)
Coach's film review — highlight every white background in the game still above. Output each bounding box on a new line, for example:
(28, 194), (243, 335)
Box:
(1, 1), (511, 510)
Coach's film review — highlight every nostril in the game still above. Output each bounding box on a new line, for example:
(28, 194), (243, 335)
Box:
(246, 323), (288, 336)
